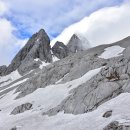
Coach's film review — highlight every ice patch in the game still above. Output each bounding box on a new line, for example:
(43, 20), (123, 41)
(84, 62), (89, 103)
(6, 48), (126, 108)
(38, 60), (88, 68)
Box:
(98, 45), (125, 59)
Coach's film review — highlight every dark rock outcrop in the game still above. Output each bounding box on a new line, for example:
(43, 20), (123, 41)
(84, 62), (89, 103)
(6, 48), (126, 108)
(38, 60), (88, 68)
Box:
(103, 121), (130, 130)
(103, 110), (112, 118)
(11, 103), (32, 115)
(52, 41), (69, 59)
(2, 29), (52, 75)
(0, 65), (7, 76)
(0, 31), (91, 76)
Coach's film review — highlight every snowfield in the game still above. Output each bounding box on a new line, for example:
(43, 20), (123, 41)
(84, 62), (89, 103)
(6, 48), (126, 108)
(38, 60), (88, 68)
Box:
(98, 45), (125, 59)
(0, 68), (102, 130)
(1, 91), (130, 130)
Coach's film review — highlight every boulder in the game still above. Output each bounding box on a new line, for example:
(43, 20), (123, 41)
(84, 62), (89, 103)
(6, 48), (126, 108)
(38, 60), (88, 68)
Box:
(103, 121), (130, 130)
(103, 110), (112, 118)
(11, 103), (32, 115)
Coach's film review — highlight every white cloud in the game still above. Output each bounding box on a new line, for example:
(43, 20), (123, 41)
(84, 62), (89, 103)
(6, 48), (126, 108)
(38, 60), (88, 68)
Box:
(0, 0), (128, 65)
(0, 18), (27, 65)
(0, 0), (8, 16)
(51, 1), (130, 47)
(3, 0), (123, 36)
(0, 0), (27, 65)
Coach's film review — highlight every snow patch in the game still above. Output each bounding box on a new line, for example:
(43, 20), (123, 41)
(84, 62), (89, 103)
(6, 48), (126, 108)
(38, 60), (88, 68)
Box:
(34, 58), (39, 62)
(34, 58), (50, 69)
(53, 56), (59, 62)
(98, 45), (125, 59)
(39, 62), (50, 69)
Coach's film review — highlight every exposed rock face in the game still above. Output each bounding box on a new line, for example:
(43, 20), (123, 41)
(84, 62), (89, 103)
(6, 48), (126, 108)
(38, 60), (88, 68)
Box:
(2, 29), (52, 75)
(67, 34), (90, 53)
(0, 30), (91, 76)
(103, 121), (130, 130)
(0, 65), (7, 76)
(11, 103), (32, 115)
(42, 44), (130, 116)
(18, 29), (52, 74)
(52, 41), (69, 59)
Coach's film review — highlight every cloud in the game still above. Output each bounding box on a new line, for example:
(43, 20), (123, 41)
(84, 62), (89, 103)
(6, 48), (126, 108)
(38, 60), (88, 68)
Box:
(0, 0), (8, 16)
(0, 0), (27, 65)
(0, 18), (27, 65)
(51, 1), (130, 47)
(4, 0), (124, 37)
(0, 0), (28, 66)
(0, 0), (127, 65)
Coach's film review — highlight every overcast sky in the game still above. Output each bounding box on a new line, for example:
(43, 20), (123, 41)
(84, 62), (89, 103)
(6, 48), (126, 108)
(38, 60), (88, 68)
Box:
(0, 0), (129, 65)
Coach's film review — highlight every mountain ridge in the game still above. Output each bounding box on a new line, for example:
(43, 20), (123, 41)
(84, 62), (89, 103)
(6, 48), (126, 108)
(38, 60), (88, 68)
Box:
(1, 29), (130, 130)
(0, 29), (90, 76)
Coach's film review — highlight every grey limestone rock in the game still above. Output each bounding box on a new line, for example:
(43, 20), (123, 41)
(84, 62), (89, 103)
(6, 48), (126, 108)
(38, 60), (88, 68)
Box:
(11, 103), (32, 115)
(4, 29), (52, 75)
(52, 41), (69, 59)
(0, 65), (7, 76)
(103, 121), (130, 130)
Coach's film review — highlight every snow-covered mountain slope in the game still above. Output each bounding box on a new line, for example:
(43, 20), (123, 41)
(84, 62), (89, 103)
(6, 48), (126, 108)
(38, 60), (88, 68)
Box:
(1, 29), (130, 130)
(1, 92), (130, 130)
(0, 70), (21, 88)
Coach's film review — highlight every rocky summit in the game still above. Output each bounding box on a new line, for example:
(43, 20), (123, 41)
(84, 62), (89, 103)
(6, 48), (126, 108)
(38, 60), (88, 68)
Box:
(67, 33), (91, 53)
(0, 29), (90, 76)
(0, 29), (130, 130)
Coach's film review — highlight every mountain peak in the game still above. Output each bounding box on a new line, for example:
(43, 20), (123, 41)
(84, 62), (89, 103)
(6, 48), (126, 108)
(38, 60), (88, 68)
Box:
(2, 29), (52, 75)
(37, 29), (48, 38)
(67, 33), (90, 53)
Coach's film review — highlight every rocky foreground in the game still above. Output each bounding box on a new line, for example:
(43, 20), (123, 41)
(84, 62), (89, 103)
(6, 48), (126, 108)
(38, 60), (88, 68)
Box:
(0, 29), (130, 130)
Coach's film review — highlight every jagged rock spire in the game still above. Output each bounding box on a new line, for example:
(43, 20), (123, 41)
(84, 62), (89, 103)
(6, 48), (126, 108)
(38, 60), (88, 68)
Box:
(52, 41), (69, 59)
(3, 29), (52, 75)
(67, 33), (90, 53)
